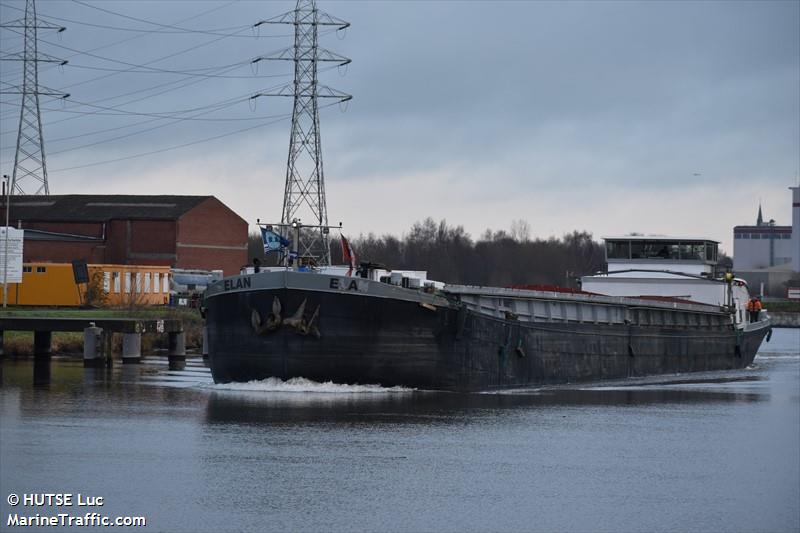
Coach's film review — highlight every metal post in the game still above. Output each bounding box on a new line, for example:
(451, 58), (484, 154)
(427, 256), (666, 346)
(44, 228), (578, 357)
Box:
(2, 174), (9, 308)
(293, 219), (301, 269)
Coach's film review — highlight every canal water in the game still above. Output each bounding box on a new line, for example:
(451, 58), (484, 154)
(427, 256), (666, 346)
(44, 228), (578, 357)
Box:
(1, 329), (798, 532)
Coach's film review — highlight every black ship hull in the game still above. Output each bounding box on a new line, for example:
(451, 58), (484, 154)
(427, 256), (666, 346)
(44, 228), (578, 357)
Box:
(204, 272), (770, 391)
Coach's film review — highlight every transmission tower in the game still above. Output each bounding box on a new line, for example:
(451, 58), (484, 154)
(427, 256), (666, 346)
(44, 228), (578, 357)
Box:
(252, 0), (351, 265)
(0, 0), (68, 195)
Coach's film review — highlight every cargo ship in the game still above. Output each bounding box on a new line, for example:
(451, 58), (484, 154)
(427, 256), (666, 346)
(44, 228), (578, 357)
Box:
(202, 232), (772, 391)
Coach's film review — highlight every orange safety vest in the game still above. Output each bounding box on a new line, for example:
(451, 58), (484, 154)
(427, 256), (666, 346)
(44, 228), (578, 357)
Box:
(747, 299), (762, 312)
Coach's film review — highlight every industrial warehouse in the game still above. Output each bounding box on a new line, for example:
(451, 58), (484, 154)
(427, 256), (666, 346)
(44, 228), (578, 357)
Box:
(0, 194), (247, 306)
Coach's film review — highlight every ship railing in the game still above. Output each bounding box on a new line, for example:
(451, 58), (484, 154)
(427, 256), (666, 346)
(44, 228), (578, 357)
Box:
(457, 292), (729, 329)
(444, 284), (724, 314)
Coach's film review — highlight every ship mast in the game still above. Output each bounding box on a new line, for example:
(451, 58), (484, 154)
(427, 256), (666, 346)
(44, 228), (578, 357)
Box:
(253, 0), (351, 266)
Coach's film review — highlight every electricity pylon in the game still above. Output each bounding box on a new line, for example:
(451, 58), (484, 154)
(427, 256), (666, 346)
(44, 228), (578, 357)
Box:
(0, 0), (68, 195)
(252, 0), (351, 265)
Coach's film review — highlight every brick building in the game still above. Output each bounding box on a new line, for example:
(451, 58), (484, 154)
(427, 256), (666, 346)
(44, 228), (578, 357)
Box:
(0, 195), (248, 276)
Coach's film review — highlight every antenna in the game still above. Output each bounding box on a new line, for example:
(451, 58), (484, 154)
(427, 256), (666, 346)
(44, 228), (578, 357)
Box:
(251, 0), (351, 265)
(0, 0), (68, 195)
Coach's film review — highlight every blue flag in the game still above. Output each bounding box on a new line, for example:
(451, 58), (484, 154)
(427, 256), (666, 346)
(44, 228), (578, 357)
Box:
(261, 228), (289, 254)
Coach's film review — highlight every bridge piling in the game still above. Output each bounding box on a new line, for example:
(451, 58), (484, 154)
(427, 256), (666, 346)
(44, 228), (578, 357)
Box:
(33, 331), (52, 358)
(122, 333), (142, 364)
(168, 332), (186, 362)
(83, 325), (104, 368)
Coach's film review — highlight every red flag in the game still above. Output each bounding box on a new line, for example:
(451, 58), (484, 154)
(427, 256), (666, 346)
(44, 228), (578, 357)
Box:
(340, 234), (356, 276)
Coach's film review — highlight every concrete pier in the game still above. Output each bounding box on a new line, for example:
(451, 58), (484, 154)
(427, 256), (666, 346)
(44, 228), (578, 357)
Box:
(168, 332), (186, 362)
(122, 333), (142, 364)
(83, 325), (104, 368)
(1, 317), (185, 376)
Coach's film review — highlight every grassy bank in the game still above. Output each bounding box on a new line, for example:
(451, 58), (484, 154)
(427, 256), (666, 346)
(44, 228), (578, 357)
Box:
(0, 307), (204, 356)
(765, 301), (800, 313)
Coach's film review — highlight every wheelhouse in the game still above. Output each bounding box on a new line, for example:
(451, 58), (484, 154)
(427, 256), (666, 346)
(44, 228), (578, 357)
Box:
(605, 237), (719, 265)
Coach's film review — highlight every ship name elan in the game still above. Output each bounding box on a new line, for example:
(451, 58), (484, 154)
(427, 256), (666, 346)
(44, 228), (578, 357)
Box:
(224, 278), (252, 291)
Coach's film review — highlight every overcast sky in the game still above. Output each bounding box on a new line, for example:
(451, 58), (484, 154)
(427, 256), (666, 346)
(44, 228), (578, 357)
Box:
(1, 0), (798, 254)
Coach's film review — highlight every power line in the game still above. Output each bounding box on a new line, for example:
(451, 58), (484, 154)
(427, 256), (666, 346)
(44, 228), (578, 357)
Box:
(0, 62), (337, 136)
(51, 113), (286, 172)
(2, 1), (351, 181)
(1, 0), (250, 88)
(1, 20), (308, 133)
(42, 93), (253, 119)
(62, 59), (302, 79)
(50, 98), (342, 173)
(40, 13), (254, 37)
(69, 0), (250, 36)
(47, 101), (295, 156)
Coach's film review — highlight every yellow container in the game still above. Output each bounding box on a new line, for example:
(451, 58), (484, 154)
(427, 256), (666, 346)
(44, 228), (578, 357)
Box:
(1, 263), (172, 307)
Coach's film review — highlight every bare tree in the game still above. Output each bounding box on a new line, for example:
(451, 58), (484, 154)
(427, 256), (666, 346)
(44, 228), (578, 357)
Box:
(510, 219), (531, 242)
(352, 218), (604, 287)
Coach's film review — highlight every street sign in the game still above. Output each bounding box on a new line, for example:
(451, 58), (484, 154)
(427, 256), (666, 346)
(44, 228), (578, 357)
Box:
(0, 227), (24, 283)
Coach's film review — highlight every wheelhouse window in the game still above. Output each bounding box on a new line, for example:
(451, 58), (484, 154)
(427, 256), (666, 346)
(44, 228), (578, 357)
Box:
(678, 242), (705, 261)
(631, 241), (679, 260)
(606, 240), (630, 259)
(606, 239), (718, 263)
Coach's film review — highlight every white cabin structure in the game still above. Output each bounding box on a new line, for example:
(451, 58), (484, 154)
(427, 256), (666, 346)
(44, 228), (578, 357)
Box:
(581, 236), (755, 327)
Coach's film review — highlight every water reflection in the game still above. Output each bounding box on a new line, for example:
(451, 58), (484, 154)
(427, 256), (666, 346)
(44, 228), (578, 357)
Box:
(32, 357), (50, 388)
(0, 339), (790, 427)
(1, 330), (796, 533)
(204, 382), (767, 427)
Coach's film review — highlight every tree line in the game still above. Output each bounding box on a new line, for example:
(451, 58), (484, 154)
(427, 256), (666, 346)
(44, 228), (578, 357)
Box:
(248, 218), (607, 287)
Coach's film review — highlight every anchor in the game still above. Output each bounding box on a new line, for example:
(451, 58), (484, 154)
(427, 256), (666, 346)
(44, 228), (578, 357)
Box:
(284, 299), (307, 330)
(250, 297), (283, 335)
(266, 296), (282, 330)
(299, 304), (322, 338)
(250, 297), (321, 338)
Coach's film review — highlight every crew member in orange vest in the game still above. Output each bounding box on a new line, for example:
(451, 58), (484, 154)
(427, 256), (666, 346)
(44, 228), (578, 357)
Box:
(746, 297), (762, 322)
